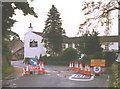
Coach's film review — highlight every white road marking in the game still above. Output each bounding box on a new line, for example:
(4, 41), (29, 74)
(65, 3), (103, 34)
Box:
(106, 75), (110, 81)
(68, 74), (95, 81)
(80, 75), (83, 78)
(75, 74), (78, 78)
(68, 74), (77, 80)
(57, 74), (60, 77)
(83, 75), (85, 78)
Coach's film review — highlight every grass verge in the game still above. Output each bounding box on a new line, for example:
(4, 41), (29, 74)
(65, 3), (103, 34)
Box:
(110, 62), (120, 88)
(3, 66), (14, 79)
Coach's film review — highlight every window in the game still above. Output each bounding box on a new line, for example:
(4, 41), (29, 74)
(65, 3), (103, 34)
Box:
(68, 43), (72, 48)
(105, 44), (109, 51)
(30, 40), (38, 47)
(62, 44), (66, 49)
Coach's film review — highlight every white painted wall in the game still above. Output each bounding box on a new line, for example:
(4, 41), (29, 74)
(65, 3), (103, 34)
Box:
(72, 43), (75, 49)
(101, 42), (118, 51)
(66, 43), (68, 48)
(24, 31), (46, 59)
(109, 42), (118, 51)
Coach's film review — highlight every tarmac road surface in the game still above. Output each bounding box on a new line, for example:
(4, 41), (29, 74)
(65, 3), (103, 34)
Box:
(8, 60), (109, 87)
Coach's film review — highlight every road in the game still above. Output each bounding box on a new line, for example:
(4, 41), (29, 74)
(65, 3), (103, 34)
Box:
(8, 60), (109, 87)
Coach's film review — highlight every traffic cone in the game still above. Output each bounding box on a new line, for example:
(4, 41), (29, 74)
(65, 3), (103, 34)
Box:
(76, 61), (79, 71)
(79, 62), (83, 73)
(84, 64), (88, 75)
(39, 62), (43, 74)
(87, 64), (91, 75)
(40, 61), (42, 66)
(25, 62), (29, 75)
(74, 61), (76, 70)
(71, 61), (74, 69)
(79, 63), (81, 72)
(69, 61), (72, 69)
(42, 61), (44, 72)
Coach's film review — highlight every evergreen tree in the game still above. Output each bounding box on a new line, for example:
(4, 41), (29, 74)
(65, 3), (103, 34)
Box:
(78, 30), (103, 56)
(42, 5), (63, 55)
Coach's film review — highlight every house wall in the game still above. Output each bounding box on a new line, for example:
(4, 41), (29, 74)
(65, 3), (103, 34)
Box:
(13, 48), (24, 60)
(63, 42), (118, 52)
(101, 42), (118, 51)
(24, 32), (46, 59)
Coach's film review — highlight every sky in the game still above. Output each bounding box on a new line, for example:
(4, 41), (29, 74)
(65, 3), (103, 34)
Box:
(11, 0), (118, 41)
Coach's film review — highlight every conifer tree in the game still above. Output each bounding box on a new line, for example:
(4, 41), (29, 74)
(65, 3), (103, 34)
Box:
(42, 5), (63, 55)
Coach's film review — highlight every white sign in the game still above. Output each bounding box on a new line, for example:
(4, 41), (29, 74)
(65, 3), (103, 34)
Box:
(93, 66), (102, 74)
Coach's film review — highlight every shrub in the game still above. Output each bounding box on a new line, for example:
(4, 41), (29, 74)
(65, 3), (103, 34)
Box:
(81, 55), (94, 66)
(24, 57), (31, 64)
(62, 48), (78, 62)
(41, 55), (47, 63)
(46, 55), (66, 65)
(81, 53), (104, 66)
(45, 48), (78, 66)
(103, 51), (117, 67)
(93, 52), (104, 59)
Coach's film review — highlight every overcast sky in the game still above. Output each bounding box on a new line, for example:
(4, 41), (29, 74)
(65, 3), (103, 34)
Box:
(11, 0), (118, 41)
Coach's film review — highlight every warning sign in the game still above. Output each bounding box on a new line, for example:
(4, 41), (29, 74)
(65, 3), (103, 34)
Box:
(29, 65), (40, 71)
(93, 66), (102, 74)
(91, 59), (105, 67)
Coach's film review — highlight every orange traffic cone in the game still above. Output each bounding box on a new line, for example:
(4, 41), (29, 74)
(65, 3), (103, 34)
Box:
(42, 61), (44, 72)
(87, 64), (91, 75)
(69, 61), (72, 69)
(71, 61), (74, 69)
(39, 62), (43, 74)
(25, 62), (29, 75)
(40, 61), (42, 68)
(79, 62), (83, 73)
(74, 61), (76, 70)
(76, 61), (79, 71)
(79, 63), (81, 72)
(84, 64), (88, 75)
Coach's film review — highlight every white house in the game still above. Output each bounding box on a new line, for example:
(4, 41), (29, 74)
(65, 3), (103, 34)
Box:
(24, 23), (46, 59)
(62, 35), (118, 52)
(24, 23), (118, 59)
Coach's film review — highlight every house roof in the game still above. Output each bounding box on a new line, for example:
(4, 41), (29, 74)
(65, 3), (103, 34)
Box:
(99, 36), (118, 42)
(32, 31), (118, 43)
(10, 40), (24, 54)
(33, 31), (43, 36)
(63, 35), (119, 44)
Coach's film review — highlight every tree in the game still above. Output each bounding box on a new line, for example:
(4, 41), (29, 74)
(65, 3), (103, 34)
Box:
(62, 48), (78, 62)
(9, 30), (20, 40)
(2, 2), (37, 73)
(2, 2), (37, 39)
(78, 30), (103, 56)
(79, 0), (119, 36)
(42, 5), (63, 55)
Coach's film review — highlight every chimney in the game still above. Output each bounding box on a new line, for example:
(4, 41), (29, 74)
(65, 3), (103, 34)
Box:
(62, 29), (66, 36)
(28, 23), (33, 32)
